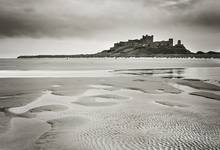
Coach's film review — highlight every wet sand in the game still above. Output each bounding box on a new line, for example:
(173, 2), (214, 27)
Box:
(0, 68), (220, 150)
(190, 92), (220, 101)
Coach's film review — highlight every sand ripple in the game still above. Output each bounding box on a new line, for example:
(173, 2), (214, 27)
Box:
(2, 77), (220, 150)
(72, 111), (220, 150)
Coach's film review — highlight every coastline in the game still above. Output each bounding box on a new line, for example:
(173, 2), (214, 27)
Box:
(17, 53), (220, 59)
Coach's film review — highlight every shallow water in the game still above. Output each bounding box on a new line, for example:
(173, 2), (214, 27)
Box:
(1, 58), (220, 70)
(0, 70), (115, 78)
(0, 58), (219, 80)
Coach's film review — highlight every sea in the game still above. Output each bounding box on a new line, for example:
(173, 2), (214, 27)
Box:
(0, 58), (219, 80)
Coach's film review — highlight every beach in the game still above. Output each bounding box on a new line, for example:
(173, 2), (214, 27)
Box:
(0, 58), (220, 150)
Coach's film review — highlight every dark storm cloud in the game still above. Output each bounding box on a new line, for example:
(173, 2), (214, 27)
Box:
(183, 4), (220, 31)
(163, 0), (220, 31)
(0, 0), (132, 38)
(0, 11), (110, 38)
(194, 13), (220, 29)
(181, 11), (220, 31)
(0, 0), (219, 38)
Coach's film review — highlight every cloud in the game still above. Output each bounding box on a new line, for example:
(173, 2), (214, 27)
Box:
(0, 0), (219, 39)
(0, 0), (171, 38)
(0, 0), (220, 58)
(162, 0), (220, 32)
(185, 0), (220, 31)
(160, 0), (198, 9)
(0, 0), (116, 38)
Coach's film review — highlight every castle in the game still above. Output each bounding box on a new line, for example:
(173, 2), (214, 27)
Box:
(112, 34), (184, 50)
(17, 33), (220, 58)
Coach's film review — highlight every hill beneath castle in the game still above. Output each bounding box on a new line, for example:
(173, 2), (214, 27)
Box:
(94, 35), (191, 57)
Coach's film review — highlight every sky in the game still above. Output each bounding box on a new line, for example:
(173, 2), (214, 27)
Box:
(0, 0), (220, 58)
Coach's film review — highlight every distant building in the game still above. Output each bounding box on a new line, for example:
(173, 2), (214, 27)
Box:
(111, 34), (182, 50)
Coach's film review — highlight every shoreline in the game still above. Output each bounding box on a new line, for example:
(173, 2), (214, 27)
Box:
(17, 54), (220, 59)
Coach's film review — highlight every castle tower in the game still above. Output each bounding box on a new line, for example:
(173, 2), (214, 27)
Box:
(169, 38), (173, 46)
(141, 34), (153, 44)
(151, 35), (154, 42)
(177, 40), (181, 45)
